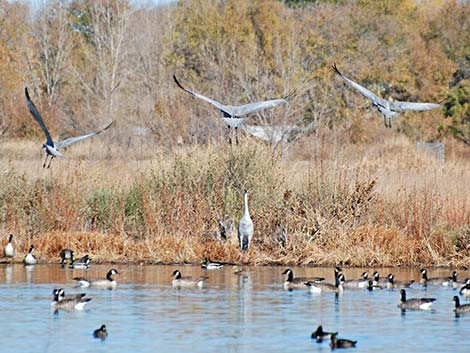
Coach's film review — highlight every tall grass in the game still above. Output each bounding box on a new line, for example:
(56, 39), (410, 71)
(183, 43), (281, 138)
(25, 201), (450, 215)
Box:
(1, 137), (470, 267)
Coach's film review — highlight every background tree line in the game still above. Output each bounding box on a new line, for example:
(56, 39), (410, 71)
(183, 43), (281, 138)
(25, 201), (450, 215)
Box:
(0, 0), (469, 146)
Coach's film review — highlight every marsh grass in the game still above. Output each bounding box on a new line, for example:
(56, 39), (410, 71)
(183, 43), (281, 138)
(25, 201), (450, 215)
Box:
(1, 137), (470, 267)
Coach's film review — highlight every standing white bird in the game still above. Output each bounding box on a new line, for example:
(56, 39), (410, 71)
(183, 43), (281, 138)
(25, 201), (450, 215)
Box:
(25, 87), (114, 168)
(173, 75), (289, 144)
(332, 63), (441, 128)
(23, 245), (37, 265)
(4, 234), (15, 259)
(238, 190), (254, 263)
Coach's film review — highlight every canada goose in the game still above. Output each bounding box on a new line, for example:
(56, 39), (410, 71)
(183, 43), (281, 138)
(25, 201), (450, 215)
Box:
(59, 249), (74, 267)
(311, 325), (338, 342)
(306, 274), (345, 294)
(69, 254), (91, 269)
(398, 289), (436, 310)
(419, 268), (452, 286)
(172, 270), (207, 288)
(453, 296), (470, 315)
(25, 87), (113, 168)
(52, 288), (87, 301)
(238, 190), (254, 263)
(51, 288), (91, 311)
(367, 280), (383, 291)
(23, 245), (37, 265)
(332, 63), (441, 128)
(73, 269), (118, 289)
(93, 325), (108, 340)
(173, 75), (289, 144)
(372, 271), (388, 286)
(4, 234), (14, 259)
(445, 271), (459, 288)
(201, 258), (224, 270)
(330, 333), (357, 349)
(343, 272), (368, 289)
(282, 269), (324, 290)
(460, 279), (470, 297)
(386, 274), (414, 289)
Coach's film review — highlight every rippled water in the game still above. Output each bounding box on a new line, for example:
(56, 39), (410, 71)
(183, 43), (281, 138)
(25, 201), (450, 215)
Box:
(0, 264), (469, 353)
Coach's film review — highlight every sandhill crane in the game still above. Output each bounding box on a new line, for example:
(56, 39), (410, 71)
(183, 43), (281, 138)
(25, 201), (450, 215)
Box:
(238, 190), (254, 263)
(332, 63), (441, 128)
(173, 75), (289, 144)
(25, 87), (114, 168)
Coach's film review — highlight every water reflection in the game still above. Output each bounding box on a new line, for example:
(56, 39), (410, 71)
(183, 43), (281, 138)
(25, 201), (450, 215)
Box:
(0, 264), (469, 353)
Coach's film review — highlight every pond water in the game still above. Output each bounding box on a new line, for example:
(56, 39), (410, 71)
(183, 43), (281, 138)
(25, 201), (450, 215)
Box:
(0, 264), (469, 353)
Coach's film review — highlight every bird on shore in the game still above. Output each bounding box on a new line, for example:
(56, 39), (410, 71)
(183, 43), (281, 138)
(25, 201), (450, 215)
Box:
(69, 254), (91, 269)
(330, 333), (357, 349)
(282, 269), (324, 290)
(93, 325), (108, 340)
(173, 75), (289, 144)
(311, 325), (338, 342)
(332, 63), (441, 128)
(59, 249), (74, 267)
(386, 274), (414, 289)
(398, 289), (436, 311)
(201, 258), (224, 270)
(453, 296), (470, 316)
(171, 270), (207, 288)
(73, 269), (118, 289)
(238, 190), (254, 264)
(23, 245), (37, 265)
(25, 87), (113, 168)
(4, 234), (15, 259)
(51, 288), (91, 311)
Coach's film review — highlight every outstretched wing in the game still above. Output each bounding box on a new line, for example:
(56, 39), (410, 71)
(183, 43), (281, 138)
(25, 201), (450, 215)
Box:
(332, 63), (382, 104)
(55, 121), (114, 150)
(25, 87), (53, 146)
(232, 99), (287, 116)
(390, 101), (441, 112)
(173, 75), (232, 116)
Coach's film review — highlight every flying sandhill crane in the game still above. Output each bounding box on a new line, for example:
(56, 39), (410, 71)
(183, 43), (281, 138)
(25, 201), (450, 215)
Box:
(173, 75), (289, 144)
(25, 87), (114, 168)
(332, 63), (441, 128)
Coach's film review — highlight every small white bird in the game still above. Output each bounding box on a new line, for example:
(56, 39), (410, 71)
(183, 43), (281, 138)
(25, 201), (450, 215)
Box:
(238, 190), (254, 263)
(25, 87), (113, 168)
(332, 63), (441, 128)
(23, 245), (37, 265)
(173, 75), (289, 144)
(4, 234), (15, 259)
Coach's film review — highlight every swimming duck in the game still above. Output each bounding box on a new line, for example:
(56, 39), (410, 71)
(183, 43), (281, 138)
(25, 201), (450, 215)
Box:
(282, 269), (324, 290)
(73, 269), (118, 289)
(201, 258), (224, 270)
(23, 245), (37, 265)
(453, 296), (470, 315)
(4, 234), (15, 259)
(305, 274), (345, 294)
(311, 325), (338, 342)
(398, 289), (436, 310)
(59, 249), (74, 267)
(343, 272), (368, 289)
(172, 270), (207, 288)
(69, 254), (91, 269)
(386, 274), (414, 289)
(93, 325), (108, 340)
(51, 288), (91, 311)
(419, 268), (452, 286)
(330, 333), (357, 349)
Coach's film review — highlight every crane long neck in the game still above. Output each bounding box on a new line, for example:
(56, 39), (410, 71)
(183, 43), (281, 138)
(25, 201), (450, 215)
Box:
(243, 193), (250, 216)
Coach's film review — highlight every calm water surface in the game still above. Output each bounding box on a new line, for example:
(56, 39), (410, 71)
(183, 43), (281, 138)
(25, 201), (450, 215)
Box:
(0, 264), (469, 353)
